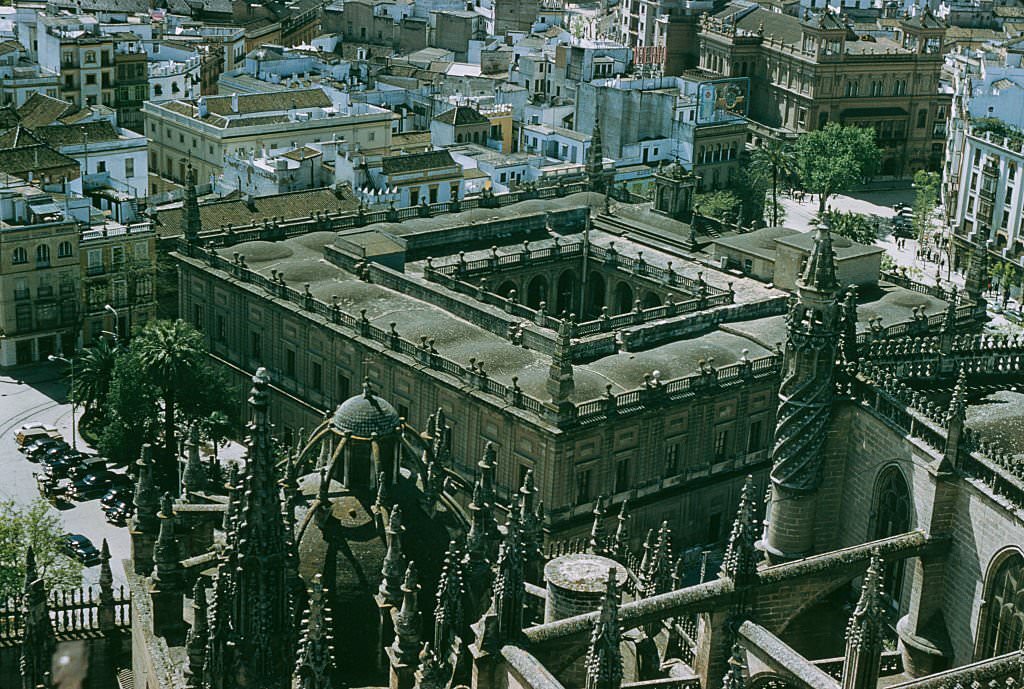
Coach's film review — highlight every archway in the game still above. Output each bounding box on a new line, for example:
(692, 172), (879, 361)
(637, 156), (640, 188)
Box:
(556, 269), (578, 315)
(642, 292), (662, 309)
(613, 282), (634, 315)
(526, 275), (548, 310)
(977, 549), (1024, 659)
(870, 465), (912, 607)
(497, 280), (518, 300)
(586, 272), (606, 319)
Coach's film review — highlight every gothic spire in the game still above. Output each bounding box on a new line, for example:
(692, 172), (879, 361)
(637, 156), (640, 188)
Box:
(20, 546), (55, 689)
(841, 553), (886, 689)
(392, 562), (422, 666)
(182, 163), (201, 243)
(588, 495), (607, 555)
(941, 369), (969, 474)
(433, 540), (465, 659)
(414, 644), (447, 689)
(207, 368), (296, 689)
(293, 574), (336, 689)
(133, 442), (160, 533)
(800, 221), (839, 293)
(611, 498), (630, 561)
(380, 505), (407, 606)
(584, 569), (623, 689)
(721, 476), (760, 586)
(838, 286), (859, 364)
(152, 493), (183, 590)
(182, 424), (207, 498)
(186, 580), (209, 688)
(482, 530), (525, 648)
(651, 521), (674, 595)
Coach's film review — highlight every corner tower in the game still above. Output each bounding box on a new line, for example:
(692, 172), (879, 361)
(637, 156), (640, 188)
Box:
(761, 222), (841, 562)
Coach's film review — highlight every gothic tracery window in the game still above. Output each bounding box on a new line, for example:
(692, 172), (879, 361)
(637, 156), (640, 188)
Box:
(979, 551), (1024, 659)
(872, 465), (911, 605)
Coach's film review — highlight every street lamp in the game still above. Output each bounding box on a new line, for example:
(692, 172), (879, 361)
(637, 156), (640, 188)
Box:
(48, 354), (76, 451)
(104, 304), (120, 339)
(100, 330), (120, 347)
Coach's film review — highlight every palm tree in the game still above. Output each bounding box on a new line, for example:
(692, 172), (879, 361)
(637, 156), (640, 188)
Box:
(752, 139), (796, 227)
(133, 320), (207, 492)
(72, 338), (119, 416)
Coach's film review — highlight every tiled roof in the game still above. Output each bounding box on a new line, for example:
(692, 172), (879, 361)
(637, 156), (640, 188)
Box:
(381, 149), (457, 175)
(16, 94), (76, 128)
(33, 121), (120, 147)
(433, 105), (489, 126)
(152, 187), (361, 237)
(0, 144), (79, 175)
(205, 88), (332, 116)
(0, 40), (22, 56)
(0, 125), (42, 149)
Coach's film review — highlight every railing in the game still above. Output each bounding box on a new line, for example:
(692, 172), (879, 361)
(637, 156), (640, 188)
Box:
(812, 651), (903, 680)
(0, 586), (131, 645)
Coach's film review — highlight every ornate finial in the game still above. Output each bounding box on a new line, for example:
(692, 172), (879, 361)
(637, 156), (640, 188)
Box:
(380, 505), (406, 605)
(801, 220), (839, 292)
(841, 552), (886, 689)
(185, 580), (209, 688)
(584, 569), (623, 689)
(720, 476), (759, 586)
(611, 498), (630, 560)
(433, 540), (465, 659)
(392, 562), (422, 665)
(294, 574), (336, 689)
(722, 643), (747, 689)
(153, 492), (183, 590)
(589, 495), (607, 555)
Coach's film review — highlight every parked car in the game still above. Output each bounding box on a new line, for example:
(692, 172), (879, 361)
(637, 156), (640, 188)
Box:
(15, 423), (61, 447)
(43, 456), (85, 481)
(66, 456), (106, 480)
(103, 500), (133, 526)
(26, 439), (67, 461)
(100, 487), (131, 509)
(69, 471), (131, 501)
(60, 534), (102, 566)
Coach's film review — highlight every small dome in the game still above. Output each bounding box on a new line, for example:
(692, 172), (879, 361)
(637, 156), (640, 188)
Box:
(330, 380), (402, 437)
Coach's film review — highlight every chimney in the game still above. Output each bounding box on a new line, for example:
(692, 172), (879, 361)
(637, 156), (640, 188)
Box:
(230, 93), (239, 113)
(197, 96), (208, 117)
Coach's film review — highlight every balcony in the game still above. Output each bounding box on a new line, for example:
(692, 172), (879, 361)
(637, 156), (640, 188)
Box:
(37, 285), (53, 298)
(35, 259), (50, 269)
(14, 288), (29, 300)
(86, 264), (105, 276)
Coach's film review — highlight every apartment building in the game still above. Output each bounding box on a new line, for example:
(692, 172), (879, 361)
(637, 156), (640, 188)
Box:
(79, 220), (157, 342)
(31, 15), (115, 109)
(141, 87), (394, 187)
(699, 2), (950, 175)
(0, 40), (60, 108)
(0, 179), (82, 365)
(944, 57), (1024, 270)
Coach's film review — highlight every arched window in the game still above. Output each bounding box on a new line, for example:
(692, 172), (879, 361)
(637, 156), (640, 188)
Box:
(11, 247), (27, 264)
(36, 244), (50, 265)
(57, 241), (72, 258)
(979, 551), (1024, 659)
(871, 465), (911, 605)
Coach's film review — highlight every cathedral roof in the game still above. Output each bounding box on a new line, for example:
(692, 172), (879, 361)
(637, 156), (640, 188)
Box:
(331, 382), (402, 437)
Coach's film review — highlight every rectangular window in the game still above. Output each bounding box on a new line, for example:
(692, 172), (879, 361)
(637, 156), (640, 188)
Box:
(97, 161), (106, 173)
(251, 331), (262, 359)
(311, 361), (322, 392)
(664, 443), (679, 477)
(336, 372), (350, 402)
(575, 469), (591, 505)
(714, 428), (730, 459)
(216, 314), (226, 342)
(125, 158), (135, 178)
(193, 304), (203, 329)
(133, 241), (147, 261)
(615, 458), (630, 493)
(747, 420), (764, 453)
(285, 348), (296, 377)
(111, 246), (125, 268)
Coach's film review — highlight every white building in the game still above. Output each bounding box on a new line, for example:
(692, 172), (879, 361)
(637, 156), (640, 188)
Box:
(944, 56), (1024, 271)
(0, 40), (60, 107)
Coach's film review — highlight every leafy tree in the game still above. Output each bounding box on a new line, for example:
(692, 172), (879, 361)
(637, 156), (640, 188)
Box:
(71, 337), (119, 417)
(824, 210), (878, 245)
(752, 139), (796, 226)
(0, 499), (83, 600)
(912, 170), (941, 243)
(131, 320), (230, 492)
(694, 190), (743, 224)
(731, 152), (770, 227)
(98, 351), (160, 467)
(795, 123), (881, 214)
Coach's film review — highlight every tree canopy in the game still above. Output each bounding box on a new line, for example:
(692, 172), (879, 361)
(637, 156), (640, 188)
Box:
(912, 170), (941, 243)
(96, 320), (231, 492)
(751, 139), (796, 227)
(795, 124), (881, 213)
(823, 210), (878, 245)
(0, 499), (82, 600)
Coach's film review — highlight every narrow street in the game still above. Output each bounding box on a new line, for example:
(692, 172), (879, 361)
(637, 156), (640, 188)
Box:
(0, 364), (131, 589)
